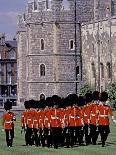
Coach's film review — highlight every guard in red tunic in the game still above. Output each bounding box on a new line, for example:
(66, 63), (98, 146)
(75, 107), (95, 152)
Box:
(76, 96), (85, 146)
(89, 91), (99, 145)
(21, 101), (29, 145)
(33, 101), (40, 146)
(25, 100), (35, 146)
(83, 92), (92, 145)
(98, 92), (116, 147)
(51, 95), (61, 149)
(44, 97), (52, 148)
(2, 100), (16, 147)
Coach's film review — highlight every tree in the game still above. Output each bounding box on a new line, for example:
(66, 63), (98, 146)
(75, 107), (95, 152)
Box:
(79, 84), (92, 96)
(106, 83), (116, 110)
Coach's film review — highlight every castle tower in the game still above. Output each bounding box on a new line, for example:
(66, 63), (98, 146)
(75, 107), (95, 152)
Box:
(17, 0), (94, 105)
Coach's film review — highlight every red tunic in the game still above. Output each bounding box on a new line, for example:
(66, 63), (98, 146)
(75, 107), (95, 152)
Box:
(2, 111), (15, 130)
(98, 103), (113, 125)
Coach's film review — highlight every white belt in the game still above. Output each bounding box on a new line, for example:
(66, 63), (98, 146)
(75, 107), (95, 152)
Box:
(91, 114), (96, 116)
(70, 116), (80, 119)
(34, 120), (38, 122)
(27, 119), (31, 120)
(99, 115), (108, 117)
(5, 121), (12, 123)
(51, 116), (59, 119)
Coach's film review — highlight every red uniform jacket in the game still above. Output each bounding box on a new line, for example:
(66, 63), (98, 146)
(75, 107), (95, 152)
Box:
(64, 107), (71, 127)
(83, 103), (92, 124)
(33, 110), (39, 129)
(2, 111), (15, 130)
(38, 110), (45, 128)
(51, 108), (61, 128)
(90, 102), (99, 125)
(98, 103), (113, 126)
(21, 110), (28, 128)
(26, 110), (34, 128)
(44, 108), (51, 128)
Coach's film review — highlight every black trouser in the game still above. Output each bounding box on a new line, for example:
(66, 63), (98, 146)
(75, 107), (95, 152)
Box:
(90, 124), (99, 145)
(64, 127), (70, 147)
(84, 124), (91, 145)
(76, 126), (84, 145)
(52, 127), (61, 149)
(44, 128), (52, 147)
(5, 129), (14, 147)
(25, 127), (34, 145)
(69, 126), (76, 147)
(33, 128), (40, 146)
(39, 128), (45, 147)
(98, 125), (110, 146)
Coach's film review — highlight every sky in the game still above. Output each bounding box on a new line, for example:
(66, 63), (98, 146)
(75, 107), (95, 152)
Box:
(0, 0), (27, 40)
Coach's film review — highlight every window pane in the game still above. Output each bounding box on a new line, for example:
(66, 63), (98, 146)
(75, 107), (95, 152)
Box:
(76, 66), (79, 75)
(40, 64), (45, 76)
(100, 63), (104, 78)
(91, 63), (96, 78)
(41, 39), (44, 50)
(107, 62), (111, 79)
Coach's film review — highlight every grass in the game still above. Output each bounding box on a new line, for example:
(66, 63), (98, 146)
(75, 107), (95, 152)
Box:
(0, 111), (116, 155)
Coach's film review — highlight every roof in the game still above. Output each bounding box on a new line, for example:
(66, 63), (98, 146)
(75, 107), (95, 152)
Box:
(5, 40), (17, 48)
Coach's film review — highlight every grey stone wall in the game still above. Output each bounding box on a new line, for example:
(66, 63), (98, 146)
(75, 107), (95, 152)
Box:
(81, 17), (116, 91)
(17, 0), (96, 104)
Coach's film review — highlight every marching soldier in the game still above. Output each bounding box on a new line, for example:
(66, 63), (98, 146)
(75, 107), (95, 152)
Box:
(2, 100), (16, 147)
(25, 100), (35, 146)
(68, 94), (78, 147)
(38, 100), (45, 147)
(51, 95), (61, 149)
(98, 92), (116, 147)
(33, 101), (40, 146)
(89, 91), (99, 145)
(21, 101), (29, 145)
(83, 92), (93, 145)
(76, 96), (85, 146)
(64, 97), (71, 148)
(44, 97), (52, 148)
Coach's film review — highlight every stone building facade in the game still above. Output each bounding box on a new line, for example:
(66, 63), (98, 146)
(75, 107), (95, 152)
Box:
(81, 0), (116, 92)
(17, 0), (94, 105)
(0, 33), (17, 106)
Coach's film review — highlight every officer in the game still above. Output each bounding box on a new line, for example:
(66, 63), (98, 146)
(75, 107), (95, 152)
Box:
(98, 91), (116, 147)
(2, 100), (16, 147)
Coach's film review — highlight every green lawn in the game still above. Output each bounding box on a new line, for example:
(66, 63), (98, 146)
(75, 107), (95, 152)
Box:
(0, 111), (116, 155)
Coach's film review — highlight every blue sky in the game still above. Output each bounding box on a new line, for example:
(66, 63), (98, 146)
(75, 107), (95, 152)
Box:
(0, 0), (27, 40)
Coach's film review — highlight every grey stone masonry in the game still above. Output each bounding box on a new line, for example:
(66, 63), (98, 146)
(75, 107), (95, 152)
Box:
(17, 0), (95, 105)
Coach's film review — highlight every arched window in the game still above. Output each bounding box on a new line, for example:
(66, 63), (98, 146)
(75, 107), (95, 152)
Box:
(69, 40), (74, 50)
(107, 62), (111, 79)
(40, 94), (45, 100)
(100, 63), (104, 78)
(40, 39), (44, 50)
(91, 62), (96, 78)
(40, 64), (45, 76)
